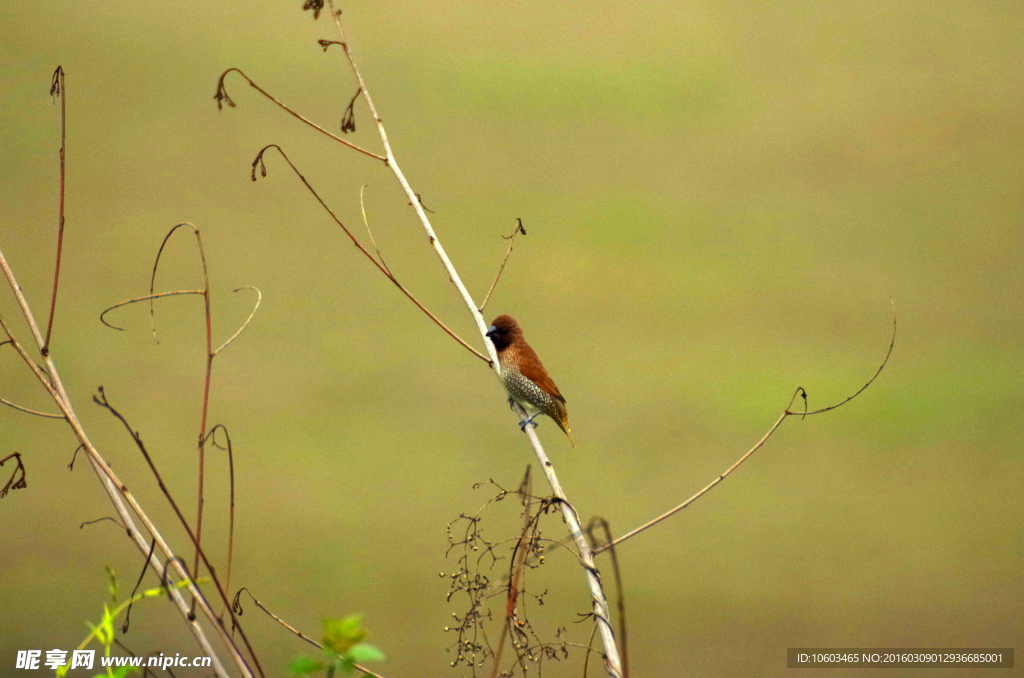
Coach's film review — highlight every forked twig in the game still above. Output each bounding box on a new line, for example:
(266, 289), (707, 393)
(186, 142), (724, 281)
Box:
(479, 218), (526, 313)
(215, 68), (384, 161)
(359, 185), (391, 276)
(213, 287), (262, 357)
(594, 300), (898, 555)
(251, 144), (488, 363)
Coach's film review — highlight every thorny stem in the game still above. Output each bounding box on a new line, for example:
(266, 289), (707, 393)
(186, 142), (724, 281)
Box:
(323, 3), (623, 674)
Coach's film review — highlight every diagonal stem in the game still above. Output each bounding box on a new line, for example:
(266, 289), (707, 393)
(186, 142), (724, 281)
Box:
(323, 4), (624, 674)
(0, 247), (251, 678)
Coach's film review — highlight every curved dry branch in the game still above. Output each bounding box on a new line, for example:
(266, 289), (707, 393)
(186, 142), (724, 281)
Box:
(252, 144), (489, 363)
(0, 395), (63, 419)
(148, 223), (218, 603)
(99, 290), (205, 331)
(150, 223), (209, 341)
(92, 387), (265, 676)
(0, 247), (246, 678)
(212, 287), (262, 357)
(202, 424), (236, 616)
(594, 300), (898, 555)
(215, 68), (385, 161)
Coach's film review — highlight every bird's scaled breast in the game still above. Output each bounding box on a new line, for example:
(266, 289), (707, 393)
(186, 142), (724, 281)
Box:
(502, 364), (555, 413)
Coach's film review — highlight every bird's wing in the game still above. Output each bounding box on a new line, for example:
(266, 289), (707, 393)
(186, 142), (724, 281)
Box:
(518, 346), (566, 404)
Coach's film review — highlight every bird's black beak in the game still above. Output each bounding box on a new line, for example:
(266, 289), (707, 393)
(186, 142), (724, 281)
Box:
(485, 325), (497, 339)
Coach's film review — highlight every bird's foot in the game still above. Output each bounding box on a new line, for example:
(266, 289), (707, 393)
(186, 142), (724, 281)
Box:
(507, 395), (516, 411)
(518, 413), (542, 432)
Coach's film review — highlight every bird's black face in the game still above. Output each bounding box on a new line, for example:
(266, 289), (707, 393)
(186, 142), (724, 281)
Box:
(486, 324), (512, 350)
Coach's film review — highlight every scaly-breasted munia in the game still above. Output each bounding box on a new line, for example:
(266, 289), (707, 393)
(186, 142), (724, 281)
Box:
(486, 315), (576, 447)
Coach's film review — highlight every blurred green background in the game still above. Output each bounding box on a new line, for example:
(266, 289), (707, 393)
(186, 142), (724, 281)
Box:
(2, 1), (1022, 676)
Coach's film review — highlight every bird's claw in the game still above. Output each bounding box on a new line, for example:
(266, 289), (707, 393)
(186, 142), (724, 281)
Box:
(518, 414), (541, 432)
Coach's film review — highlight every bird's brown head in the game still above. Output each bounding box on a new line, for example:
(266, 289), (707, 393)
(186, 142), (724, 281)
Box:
(485, 315), (523, 351)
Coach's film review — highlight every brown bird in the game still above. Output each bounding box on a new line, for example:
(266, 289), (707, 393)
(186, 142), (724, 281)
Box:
(486, 315), (576, 447)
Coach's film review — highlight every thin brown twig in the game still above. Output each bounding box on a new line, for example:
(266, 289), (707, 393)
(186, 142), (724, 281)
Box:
(594, 300), (897, 555)
(215, 68), (385, 161)
(42, 66), (66, 355)
(148, 223), (213, 612)
(479, 218), (526, 313)
(489, 466), (534, 678)
(359, 184), (391, 276)
(80, 516), (127, 531)
(0, 314), (63, 402)
(204, 425), (236, 620)
(320, 6), (500, 359)
(1, 242), (247, 677)
(212, 287), (262, 357)
(252, 144), (489, 363)
(0, 395), (63, 418)
(100, 291), (205, 330)
(231, 589), (390, 678)
(92, 386), (265, 677)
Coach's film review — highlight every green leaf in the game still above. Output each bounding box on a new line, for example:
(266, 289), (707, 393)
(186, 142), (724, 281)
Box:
(105, 565), (119, 604)
(333, 655), (355, 676)
(321, 615), (366, 654)
(108, 667), (140, 678)
(346, 644), (385, 664)
(288, 655), (326, 676)
(99, 604), (115, 646)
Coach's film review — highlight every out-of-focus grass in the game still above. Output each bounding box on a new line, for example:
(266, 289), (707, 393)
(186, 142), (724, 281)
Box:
(1, 2), (1021, 677)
